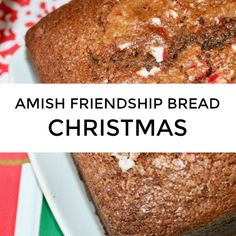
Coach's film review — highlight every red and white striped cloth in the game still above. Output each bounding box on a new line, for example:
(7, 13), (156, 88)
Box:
(0, 154), (40, 235)
(0, 153), (63, 236)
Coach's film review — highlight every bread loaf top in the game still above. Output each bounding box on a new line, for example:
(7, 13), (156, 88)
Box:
(26, 0), (236, 84)
(74, 153), (236, 236)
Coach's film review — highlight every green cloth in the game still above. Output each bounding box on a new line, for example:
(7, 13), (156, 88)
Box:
(39, 197), (63, 236)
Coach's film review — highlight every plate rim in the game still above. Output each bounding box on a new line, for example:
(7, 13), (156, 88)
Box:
(29, 153), (104, 236)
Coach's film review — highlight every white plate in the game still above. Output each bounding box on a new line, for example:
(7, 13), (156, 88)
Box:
(9, 47), (104, 236)
(9, 46), (40, 84)
(29, 153), (104, 236)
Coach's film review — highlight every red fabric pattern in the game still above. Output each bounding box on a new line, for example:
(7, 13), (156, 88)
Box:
(0, 0), (68, 82)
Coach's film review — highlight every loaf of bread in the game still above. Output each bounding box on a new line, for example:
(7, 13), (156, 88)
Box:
(26, 0), (236, 84)
(73, 153), (236, 236)
(26, 0), (236, 235)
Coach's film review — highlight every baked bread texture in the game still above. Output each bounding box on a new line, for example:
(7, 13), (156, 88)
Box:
(26, 0), (236, 235)
(73, 153), (236, 236)
(26, 0), (236, 84)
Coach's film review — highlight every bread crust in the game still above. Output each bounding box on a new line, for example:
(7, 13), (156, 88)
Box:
(26, 0), (109, 83)
(73, 153), (236, 236)
(26, 0), (236, 84)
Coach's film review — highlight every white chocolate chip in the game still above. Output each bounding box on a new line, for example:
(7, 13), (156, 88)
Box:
(169, 10), (178, 19)
(150, 66), (161, 75)
(118, 157), (135, 172)
(118, 42), (132, 50)
(151, 17), (161, 26)
(150, 46), (165, 63)
(102, 79), (109, 83)
(215, 17), (220, 24)
(137, 68), (150, 77)
(232, 44), (236, 52)
(137, 66), (161, 77)
(111, 153), (135, 172)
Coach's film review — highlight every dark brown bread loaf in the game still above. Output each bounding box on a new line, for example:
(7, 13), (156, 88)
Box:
(26, 0), (236, 84)
(26, 1), (236, 235)
(73, 153), (236, 236)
